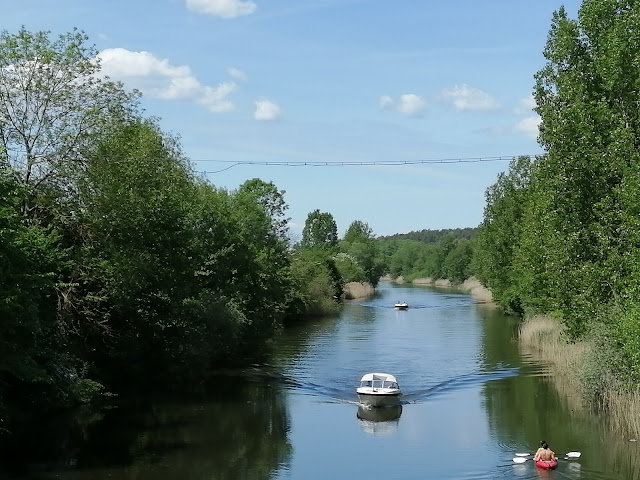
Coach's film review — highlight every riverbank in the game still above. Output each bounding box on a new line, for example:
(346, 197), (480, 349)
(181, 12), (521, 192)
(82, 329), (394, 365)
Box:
(381, 276), (494, 304)
(519, 315), (640, 439)
(343, 281), (374, 300)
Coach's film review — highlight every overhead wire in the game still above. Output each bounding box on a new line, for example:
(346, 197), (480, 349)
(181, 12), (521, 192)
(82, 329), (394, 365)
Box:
(194, 154), (540, 174)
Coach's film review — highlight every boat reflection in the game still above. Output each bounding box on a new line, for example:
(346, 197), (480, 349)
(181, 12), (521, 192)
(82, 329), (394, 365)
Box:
(356, 404), (403, 435)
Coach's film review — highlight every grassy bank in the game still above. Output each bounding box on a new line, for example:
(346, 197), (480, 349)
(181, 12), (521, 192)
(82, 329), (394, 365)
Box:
(343, 281), (374, 300)
(384, 276), (494, 304)
(519, 315), (640, 438)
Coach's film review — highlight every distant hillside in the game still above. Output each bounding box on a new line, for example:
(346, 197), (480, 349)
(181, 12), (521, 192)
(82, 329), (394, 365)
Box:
(378, 227), (478, 244)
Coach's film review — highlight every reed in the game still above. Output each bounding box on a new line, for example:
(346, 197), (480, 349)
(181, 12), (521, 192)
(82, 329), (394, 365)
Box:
(519, 315), (640, 439)
(518, 315), (587, 407)
(603, 388), (640, 438)
(519, 316), (587, 376)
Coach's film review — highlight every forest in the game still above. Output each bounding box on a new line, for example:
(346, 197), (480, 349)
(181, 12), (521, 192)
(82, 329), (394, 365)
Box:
(472, 1), (640, 411)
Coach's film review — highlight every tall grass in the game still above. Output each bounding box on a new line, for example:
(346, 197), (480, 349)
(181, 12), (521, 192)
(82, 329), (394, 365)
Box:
(519, 315), (640, 439)
(519, 315), (587, 409)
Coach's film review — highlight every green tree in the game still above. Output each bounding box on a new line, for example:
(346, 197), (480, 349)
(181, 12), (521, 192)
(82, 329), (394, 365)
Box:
(528, 1), (640, 335)
(343, 220), (374, 244)
(228, 179), (293, 352)
(473, 156), (534, 314)
(340, 220), (384, 287)
(0, 27), (139, 214)
(300, 209), (338, 249)
(236, 178), (290, 240)
(0, 168), (79, 427)
(288, 248), (342, 317)
(73, 119), (202, 384)
(443, 239), (473, 283)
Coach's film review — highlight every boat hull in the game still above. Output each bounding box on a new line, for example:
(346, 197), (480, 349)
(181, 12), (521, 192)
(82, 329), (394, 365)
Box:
(357, 391), (401, 407)
(535, 459), (557, 470)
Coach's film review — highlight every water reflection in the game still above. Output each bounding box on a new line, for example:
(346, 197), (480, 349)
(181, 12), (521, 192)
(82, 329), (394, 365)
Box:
(4, 283), (640, 480)
(1, 373), (292, 480)
(356, 405), (402, 435)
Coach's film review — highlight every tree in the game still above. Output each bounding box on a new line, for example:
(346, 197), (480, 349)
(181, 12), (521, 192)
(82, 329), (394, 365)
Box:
(473, 156), (534, 314)
(340, 220), (383, 287)
(343, 220), (374, 244)
(0, 27), (139, 214)
(300, 209), (338, 249)
(236, 178), (290, 240)
(71, 118), (204, 384)
(529, 1), (640, 334)
(0, 168), (76, 424)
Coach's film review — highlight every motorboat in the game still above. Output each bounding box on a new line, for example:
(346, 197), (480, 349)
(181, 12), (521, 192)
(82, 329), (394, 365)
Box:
(356, 373), (402, 407)
(394, 302), (408, 310)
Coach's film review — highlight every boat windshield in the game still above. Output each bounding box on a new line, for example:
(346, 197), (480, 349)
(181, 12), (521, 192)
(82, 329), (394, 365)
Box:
(359, 379), (399, 389)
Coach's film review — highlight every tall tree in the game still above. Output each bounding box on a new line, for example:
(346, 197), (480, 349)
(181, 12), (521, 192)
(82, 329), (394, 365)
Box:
(300, 209), (338, 249)
(530, 1), (640, 334)
(0, 27), (138, 214)
(343, 220), (374, 244)
(473, 156), (534, 314)
(340, 220), (384, 288)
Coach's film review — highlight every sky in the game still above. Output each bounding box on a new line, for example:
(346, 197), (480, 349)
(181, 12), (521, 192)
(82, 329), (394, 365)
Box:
(2, 0), (583, 239)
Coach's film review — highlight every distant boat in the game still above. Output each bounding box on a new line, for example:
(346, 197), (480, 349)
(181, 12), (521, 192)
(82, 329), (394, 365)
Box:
(394, 302), (408, 310)
(356, 373), (402, 407)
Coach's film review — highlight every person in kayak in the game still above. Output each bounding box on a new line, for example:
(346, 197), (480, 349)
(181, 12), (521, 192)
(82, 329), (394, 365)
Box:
(533, 440), (557, 463)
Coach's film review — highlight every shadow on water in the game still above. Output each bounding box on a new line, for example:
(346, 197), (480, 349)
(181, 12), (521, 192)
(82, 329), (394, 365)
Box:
(0, 371), (292, 480)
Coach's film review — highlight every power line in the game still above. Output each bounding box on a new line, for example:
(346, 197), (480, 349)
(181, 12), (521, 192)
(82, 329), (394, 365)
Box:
(195, 155), (537, 174)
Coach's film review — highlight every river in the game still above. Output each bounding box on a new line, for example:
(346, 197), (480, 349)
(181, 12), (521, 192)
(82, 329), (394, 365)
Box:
(1, 282), (638, 479)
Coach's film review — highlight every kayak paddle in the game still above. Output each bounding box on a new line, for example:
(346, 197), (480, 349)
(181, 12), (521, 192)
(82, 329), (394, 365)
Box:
(512, 451), (581, 463)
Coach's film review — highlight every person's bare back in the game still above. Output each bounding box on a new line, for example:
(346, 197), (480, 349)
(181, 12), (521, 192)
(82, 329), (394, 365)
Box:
(533, 440), (557, 462)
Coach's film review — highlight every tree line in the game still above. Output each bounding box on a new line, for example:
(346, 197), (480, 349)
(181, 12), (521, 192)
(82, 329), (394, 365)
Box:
(1, 27), (456, 435)
(473, 1), (640, 403)
(0, 27), (383, 434)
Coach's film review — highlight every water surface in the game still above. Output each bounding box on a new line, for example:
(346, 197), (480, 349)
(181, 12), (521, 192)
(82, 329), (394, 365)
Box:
(2, 283), (638, 479)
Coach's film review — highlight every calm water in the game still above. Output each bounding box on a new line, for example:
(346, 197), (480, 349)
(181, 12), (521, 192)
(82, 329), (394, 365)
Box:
(2, 283), (639, 479)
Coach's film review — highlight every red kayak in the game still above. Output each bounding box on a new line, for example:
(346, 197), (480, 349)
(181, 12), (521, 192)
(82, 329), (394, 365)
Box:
(535, 459), (558, 470)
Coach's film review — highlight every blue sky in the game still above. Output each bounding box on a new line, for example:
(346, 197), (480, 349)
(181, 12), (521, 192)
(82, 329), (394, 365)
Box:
(3, 0), (582, 239)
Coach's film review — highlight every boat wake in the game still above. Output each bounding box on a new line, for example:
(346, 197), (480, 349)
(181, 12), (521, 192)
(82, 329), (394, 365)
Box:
(401, 367), (519, 404)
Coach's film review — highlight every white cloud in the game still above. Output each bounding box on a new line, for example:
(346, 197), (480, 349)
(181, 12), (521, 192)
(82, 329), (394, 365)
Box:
(254, 99), (281, 120)
(98, 48), (236, 113)
(442, 84), (500, 111)
(514, 115), (541, 140)
(185, 0), (257, 18)
(514, 94), (536, 114)
(379, 95), (394, 110)
(379, 93), (425, 117)
(227, 67), (248, 81)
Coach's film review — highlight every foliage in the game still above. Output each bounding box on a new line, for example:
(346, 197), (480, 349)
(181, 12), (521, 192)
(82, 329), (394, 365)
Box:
(472, 156), (534, 314)
(0, 168), (84, 424)
(339, 220), (384, 287)
(471, 1), (640, 411)
(376, 231), (475, 284)
(379, 227), (477, 243)
(0, 27), (139, 214)
(300, 209), (337, 250)
(288, 248), (342, 317)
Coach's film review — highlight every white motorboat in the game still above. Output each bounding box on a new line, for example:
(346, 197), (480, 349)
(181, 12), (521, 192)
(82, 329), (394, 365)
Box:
(356, 373), (402, 407)
(394, 302), (408, 310)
